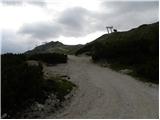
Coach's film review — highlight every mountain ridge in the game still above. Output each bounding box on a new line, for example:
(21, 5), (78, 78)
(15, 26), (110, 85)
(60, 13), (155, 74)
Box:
(25, 41), (83, 55)
(76, 22), (159, 55)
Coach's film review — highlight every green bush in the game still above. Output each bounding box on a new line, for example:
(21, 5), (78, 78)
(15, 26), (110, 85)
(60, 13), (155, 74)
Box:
(1, 53), (73, 118)
(43, 78), (76, 101)
(1, 54), (44, 116)
(27, 53), (67, 64)
(133, 58), (159, 83)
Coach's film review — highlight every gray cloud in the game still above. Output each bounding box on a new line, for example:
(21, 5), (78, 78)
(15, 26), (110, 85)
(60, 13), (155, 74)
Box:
(19, 7), (94, 39)
(2, 30), (25, 53)
(102, 1), (158, 14)
(1, 0), (23, 6)
(58, 7), (93, 37)
(2, 30), (40, 54)
(99, 1), (159, 30)
(19, 22), (61, 39)
(59, 7), (89, 29)
(28, 1), (46, 6)
(19, 1), (158, 40)
(1, 0), (46, 6)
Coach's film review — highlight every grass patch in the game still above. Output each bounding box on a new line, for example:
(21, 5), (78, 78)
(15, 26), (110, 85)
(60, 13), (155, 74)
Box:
(43, 77), (76, 101)
(97, 60), (158, 84)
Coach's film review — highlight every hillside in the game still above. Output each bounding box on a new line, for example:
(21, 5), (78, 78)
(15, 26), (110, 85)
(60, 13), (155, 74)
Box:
(26, 41), (83, 55)
(76, 22), (159, 55)
(76, 22), (159, 83)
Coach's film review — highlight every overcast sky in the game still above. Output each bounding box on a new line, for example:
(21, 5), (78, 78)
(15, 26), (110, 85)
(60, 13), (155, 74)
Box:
(1, 0), (159, 53)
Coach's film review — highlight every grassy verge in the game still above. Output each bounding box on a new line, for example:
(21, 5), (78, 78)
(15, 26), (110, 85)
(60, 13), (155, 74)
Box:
(43, 77), (76, 101)
(95, 59), (158, 84)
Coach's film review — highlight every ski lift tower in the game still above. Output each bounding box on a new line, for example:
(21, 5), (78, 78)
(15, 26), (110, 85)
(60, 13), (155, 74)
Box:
(106, 26), (113, 34)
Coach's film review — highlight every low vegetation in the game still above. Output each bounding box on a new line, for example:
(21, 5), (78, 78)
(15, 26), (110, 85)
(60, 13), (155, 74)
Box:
(1, 53), (75, 118)
(76, 22), (159, 84)
(43, 77), (76, 101)
(27, 53), (67, 64)
(26, 41), (83, 55)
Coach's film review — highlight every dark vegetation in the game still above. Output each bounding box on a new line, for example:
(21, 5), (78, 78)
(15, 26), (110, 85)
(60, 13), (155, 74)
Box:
(27, 53), (67, 64)
(1, 53), (75, 118)
(76, 22), (159, 83)
(43, 77), (76, 101)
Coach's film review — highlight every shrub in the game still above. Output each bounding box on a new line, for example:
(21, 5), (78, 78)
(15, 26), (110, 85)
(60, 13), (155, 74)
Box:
(43, 77), (76, 101)
(1, 53), (73, 118)
(27, 53), (67, 64)
(1, 54), (44, 116)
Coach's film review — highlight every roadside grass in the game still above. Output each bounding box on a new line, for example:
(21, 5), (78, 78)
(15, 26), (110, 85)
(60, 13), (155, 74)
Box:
(43, 77), (77, 101)
(95, 60), (158, 84)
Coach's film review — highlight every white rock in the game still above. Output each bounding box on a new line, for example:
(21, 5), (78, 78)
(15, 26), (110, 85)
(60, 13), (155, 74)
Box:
(119, 69), (133, 74)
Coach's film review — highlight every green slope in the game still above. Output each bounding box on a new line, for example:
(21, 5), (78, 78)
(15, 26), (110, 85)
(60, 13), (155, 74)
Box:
(76, 22), (159, 83)
(26, 41), (83, 55)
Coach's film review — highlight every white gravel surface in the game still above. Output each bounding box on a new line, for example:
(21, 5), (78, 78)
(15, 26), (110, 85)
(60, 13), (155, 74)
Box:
(45, 55), (158, 119)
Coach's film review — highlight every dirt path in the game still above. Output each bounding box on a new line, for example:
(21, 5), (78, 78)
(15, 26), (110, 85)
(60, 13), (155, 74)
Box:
(46, 55), (158, 119)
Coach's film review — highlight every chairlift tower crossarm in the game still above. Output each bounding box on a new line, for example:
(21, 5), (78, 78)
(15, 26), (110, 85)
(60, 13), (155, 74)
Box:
(106, 26), (113, 34)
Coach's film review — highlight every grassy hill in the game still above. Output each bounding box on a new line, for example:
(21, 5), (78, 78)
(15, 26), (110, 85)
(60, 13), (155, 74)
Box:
(76, 22), (159, 83)
(26, 41), (83, 55)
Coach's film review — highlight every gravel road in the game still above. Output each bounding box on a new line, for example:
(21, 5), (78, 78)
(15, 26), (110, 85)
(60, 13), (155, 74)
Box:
(46, 55), (158, 119)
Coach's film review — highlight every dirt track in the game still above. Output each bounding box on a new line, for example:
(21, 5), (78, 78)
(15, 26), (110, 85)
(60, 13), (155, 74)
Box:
(46, 55), (158, 119)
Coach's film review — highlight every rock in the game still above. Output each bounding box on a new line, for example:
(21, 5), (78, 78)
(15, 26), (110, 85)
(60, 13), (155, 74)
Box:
(119, 69), (133, 74)
(31, 102), (44, 111)
(2, 113), (7, 118)
(101, 63), (110, 67)
(26, 60), (39, 66)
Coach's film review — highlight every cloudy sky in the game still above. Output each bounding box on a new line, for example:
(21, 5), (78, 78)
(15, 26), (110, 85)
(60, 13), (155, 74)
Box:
(1, 0), (159, 53)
